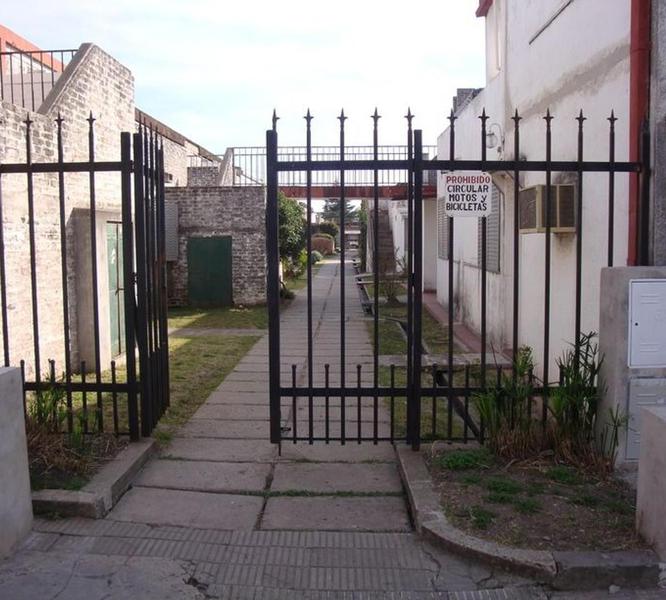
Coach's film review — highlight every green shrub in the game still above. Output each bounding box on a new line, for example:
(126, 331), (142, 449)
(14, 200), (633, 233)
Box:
(311, 250), (323, 264)
(473, 346), (539, 458)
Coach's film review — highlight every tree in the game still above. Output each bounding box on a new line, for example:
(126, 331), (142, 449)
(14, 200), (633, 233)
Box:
(316, 221), (339, 239)
(278, 192), (306, 262)
(321, 198), (358, 225)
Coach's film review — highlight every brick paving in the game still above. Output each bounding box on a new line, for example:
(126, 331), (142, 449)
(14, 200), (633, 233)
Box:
(0, 259), (661, 598)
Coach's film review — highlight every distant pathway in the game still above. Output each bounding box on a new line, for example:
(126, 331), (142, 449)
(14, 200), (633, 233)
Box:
(0, 260), (548, 599)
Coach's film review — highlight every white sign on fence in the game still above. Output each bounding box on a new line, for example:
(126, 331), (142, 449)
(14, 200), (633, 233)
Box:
(440, 172), (492, 217)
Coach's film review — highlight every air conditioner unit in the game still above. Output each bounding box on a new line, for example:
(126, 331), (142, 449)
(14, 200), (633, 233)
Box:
(519, 184), (576, 233)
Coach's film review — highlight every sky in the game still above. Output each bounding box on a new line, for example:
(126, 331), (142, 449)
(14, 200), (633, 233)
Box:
(2, 0), (486, 151)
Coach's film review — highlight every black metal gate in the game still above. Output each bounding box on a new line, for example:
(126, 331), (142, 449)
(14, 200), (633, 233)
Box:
(0, 117), (169, 441)
(266, 108), (646, 449)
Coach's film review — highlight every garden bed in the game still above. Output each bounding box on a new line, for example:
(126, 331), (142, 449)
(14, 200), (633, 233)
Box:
(28, 428), (128, 491)
(427, 446), (646, 552)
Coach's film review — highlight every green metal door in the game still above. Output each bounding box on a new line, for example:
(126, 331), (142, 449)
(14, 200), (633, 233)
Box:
(187, 236), (233, 307)
(107, 222), (125, 357)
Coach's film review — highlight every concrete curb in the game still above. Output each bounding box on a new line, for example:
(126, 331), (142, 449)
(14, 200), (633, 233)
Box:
(32, 438), (156, 519)
(396, 445), (661, 591)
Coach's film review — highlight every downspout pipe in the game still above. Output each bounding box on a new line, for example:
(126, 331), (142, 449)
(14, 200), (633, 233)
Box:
(628, 0), (651, 265)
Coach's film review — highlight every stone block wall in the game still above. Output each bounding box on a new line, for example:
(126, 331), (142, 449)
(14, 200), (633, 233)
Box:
(0, 43), (135, 377)
(165, 186), (266, 306)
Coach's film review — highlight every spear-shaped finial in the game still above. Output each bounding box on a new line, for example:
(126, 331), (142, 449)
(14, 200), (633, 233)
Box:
(371, 107), (381, 124)
(55, 111), (64, 127)
(304, 108), (313, 124)
(338, 108), (347, 123)
(608, 109), (617, 126)
(87, 110), (95, 125)
(480, 107), (488, 123)
(576, 109), (586, 125)
(448, 108), (457, 125)
(272, 109), (279, 131)
(544, 107), (553, 124)
(512, 108), (521, 123)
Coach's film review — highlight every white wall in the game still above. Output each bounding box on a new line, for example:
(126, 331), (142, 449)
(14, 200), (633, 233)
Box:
(435, 0), (631, 378)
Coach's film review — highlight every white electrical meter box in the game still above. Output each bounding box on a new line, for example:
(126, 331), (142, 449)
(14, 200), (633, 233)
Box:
(628, 280), (666, 368)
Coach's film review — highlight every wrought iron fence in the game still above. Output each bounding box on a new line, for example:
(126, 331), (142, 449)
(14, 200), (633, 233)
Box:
(0, 116), (169, 440)
(0, 47), (77, 112)
(265, 108), (646, 448)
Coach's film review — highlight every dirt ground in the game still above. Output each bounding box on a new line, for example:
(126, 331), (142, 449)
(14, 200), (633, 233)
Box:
(427, 446), (648, 552)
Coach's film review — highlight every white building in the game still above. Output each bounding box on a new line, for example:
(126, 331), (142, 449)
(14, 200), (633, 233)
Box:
(429, 0), (642, 379)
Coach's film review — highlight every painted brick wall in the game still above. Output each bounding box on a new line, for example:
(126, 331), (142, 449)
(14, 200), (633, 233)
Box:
(0, 43), (134, 378)
(165, 186), (266, 306)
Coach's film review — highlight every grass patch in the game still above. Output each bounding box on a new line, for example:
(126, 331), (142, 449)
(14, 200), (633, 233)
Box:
(603, 498), (633, 515)
(547, 466), (582, 486)
(525, 481), (546, 496)
(469, 506), (495, 529)
(513, 498), (542, 514)
(435, 448), (492, 471)
(366, 301), (456, 356)
(461, 474), (482, 486)
(485, 492), (514, 504)
(168, 305), (268, 330)
(376, 366), (470, 440)
(570, 493), (600, 508)
(485, 478), (522, 495)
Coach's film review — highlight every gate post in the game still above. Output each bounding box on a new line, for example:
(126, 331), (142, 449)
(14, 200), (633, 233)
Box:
(409, 130), (424, 450)
(120, 132), (139, 441)
(266, 129), (282, 444)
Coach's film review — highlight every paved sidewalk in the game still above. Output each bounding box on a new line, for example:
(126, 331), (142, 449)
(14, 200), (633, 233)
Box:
(0, 259), (571, 598)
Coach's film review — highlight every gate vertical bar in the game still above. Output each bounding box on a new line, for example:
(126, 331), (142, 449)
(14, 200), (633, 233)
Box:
(511, 111), (521, 369)
(338, 110), (347, 445)
(575, 111), (585, 355)
(120, 132), (139, 441)
(266, 127), (281, 444)
(405, 109), (414, 445)
(134, 129), (152, 437)
(372, 108), (380, 444)
(146, 128), (159, 428)
(305, 110), (314, 444)
(607, 112), (617, 267)
(479, 109), (488, 389)
(87, 113), (103, 432)
(411, 129), (424, 450)
(56, 114), (73, 433)
(542, 110), (553, 424)
(25, 117), (41, 385)
(447, 111), (456, 440)
(157, 142), (170, 411)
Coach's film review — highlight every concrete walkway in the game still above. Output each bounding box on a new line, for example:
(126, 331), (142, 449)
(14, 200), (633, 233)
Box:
(0, 259), (552, 598)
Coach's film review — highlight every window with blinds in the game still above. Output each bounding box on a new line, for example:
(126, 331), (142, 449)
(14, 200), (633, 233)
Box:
(478, 184), (502, 273)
